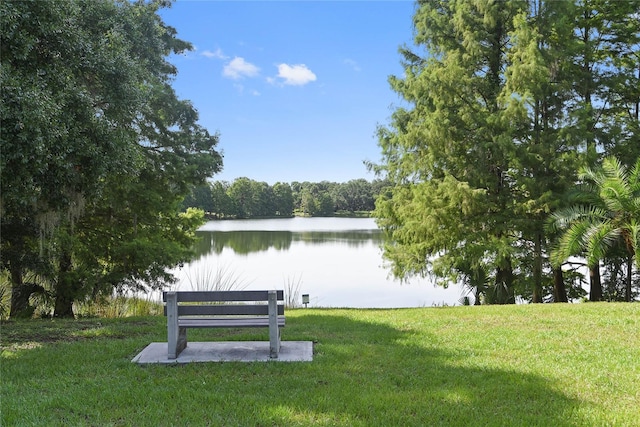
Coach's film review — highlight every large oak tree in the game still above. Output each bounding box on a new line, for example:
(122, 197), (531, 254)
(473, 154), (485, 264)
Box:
(1, 0), (222, 317)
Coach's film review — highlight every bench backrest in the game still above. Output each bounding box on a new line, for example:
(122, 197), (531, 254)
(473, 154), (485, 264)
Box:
(162, 290), (284, 316)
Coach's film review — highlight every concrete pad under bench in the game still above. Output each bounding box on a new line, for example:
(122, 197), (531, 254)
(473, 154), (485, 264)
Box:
(132, 341), (313, 364)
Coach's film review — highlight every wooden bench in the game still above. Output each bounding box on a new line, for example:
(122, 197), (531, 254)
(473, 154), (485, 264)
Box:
(162, 290), (285, 359)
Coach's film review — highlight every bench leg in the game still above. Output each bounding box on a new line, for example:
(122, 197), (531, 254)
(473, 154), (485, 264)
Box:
(168, 324), (188, 359)
(176, 327), (187, 357)
(269, 326), (280, 359)
(268, 290), (280, 358)
(167, 292), (187, 359)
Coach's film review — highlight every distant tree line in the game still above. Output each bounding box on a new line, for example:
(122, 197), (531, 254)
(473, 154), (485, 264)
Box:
(182, 178), (389, 218)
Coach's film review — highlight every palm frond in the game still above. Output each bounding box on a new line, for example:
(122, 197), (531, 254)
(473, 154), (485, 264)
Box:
(553, 220), (591, 263)
(600, 180), (629, 212)
(579, 165), (601, 186)
(602, 156), (628, 184)
(630, 158), (640, 189)
(565, 183), (602, 206)
(551, 155), (640, 270)
(585, 221), (620, 267)
(549, 205), (607, 231)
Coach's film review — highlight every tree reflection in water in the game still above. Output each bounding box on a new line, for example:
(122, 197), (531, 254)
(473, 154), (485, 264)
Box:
(192, 229), (383, 259)
(176, 218), (461, 308)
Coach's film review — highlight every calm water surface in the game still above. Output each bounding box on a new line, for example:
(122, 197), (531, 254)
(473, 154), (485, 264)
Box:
(172, 217), (463, 308)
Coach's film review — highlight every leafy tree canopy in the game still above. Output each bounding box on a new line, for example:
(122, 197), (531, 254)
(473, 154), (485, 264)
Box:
(1, 0), (222, 317)
(373, 0), (639, 304)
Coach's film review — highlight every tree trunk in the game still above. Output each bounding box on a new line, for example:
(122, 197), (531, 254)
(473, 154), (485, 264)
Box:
(474, 284), (482, 306)
(9, 264), (32, 318)
(532, 232), (543, 303)
(494, 260), (516, 304)
(625, 255), (632, 302)
(53, 252), (76, 318)
(589, 263), (602, 301)
(553, 267), (568, 303)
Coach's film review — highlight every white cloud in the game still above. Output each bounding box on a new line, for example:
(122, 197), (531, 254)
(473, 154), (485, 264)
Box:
(202, 48), (227, 59)
(344, 58), (361, 72)
(273, 63), (317, 86)
(223, 57), (260, 79)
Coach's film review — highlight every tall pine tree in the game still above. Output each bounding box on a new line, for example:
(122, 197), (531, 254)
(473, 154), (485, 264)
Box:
(374, 0), (639, 303)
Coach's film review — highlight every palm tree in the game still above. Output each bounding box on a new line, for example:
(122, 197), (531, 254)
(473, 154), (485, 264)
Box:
(548, 156), (640, 302)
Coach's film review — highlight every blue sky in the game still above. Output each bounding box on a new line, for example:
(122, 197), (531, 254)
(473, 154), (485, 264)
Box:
(160, 1), (416, 184)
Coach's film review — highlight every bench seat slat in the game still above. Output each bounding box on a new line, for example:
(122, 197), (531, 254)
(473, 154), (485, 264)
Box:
(178, 316), (285, 328)
(171, 304), (284, 316)
(163, 290), (284, 303)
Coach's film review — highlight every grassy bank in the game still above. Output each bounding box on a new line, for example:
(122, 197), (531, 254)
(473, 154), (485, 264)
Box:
(2, 303), (639, 426)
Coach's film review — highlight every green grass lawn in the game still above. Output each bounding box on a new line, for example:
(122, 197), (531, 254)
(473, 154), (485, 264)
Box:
(2, 303), (639, 426)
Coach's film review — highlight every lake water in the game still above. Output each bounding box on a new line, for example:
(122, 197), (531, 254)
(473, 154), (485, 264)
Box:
(171, 217), (464, 308)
